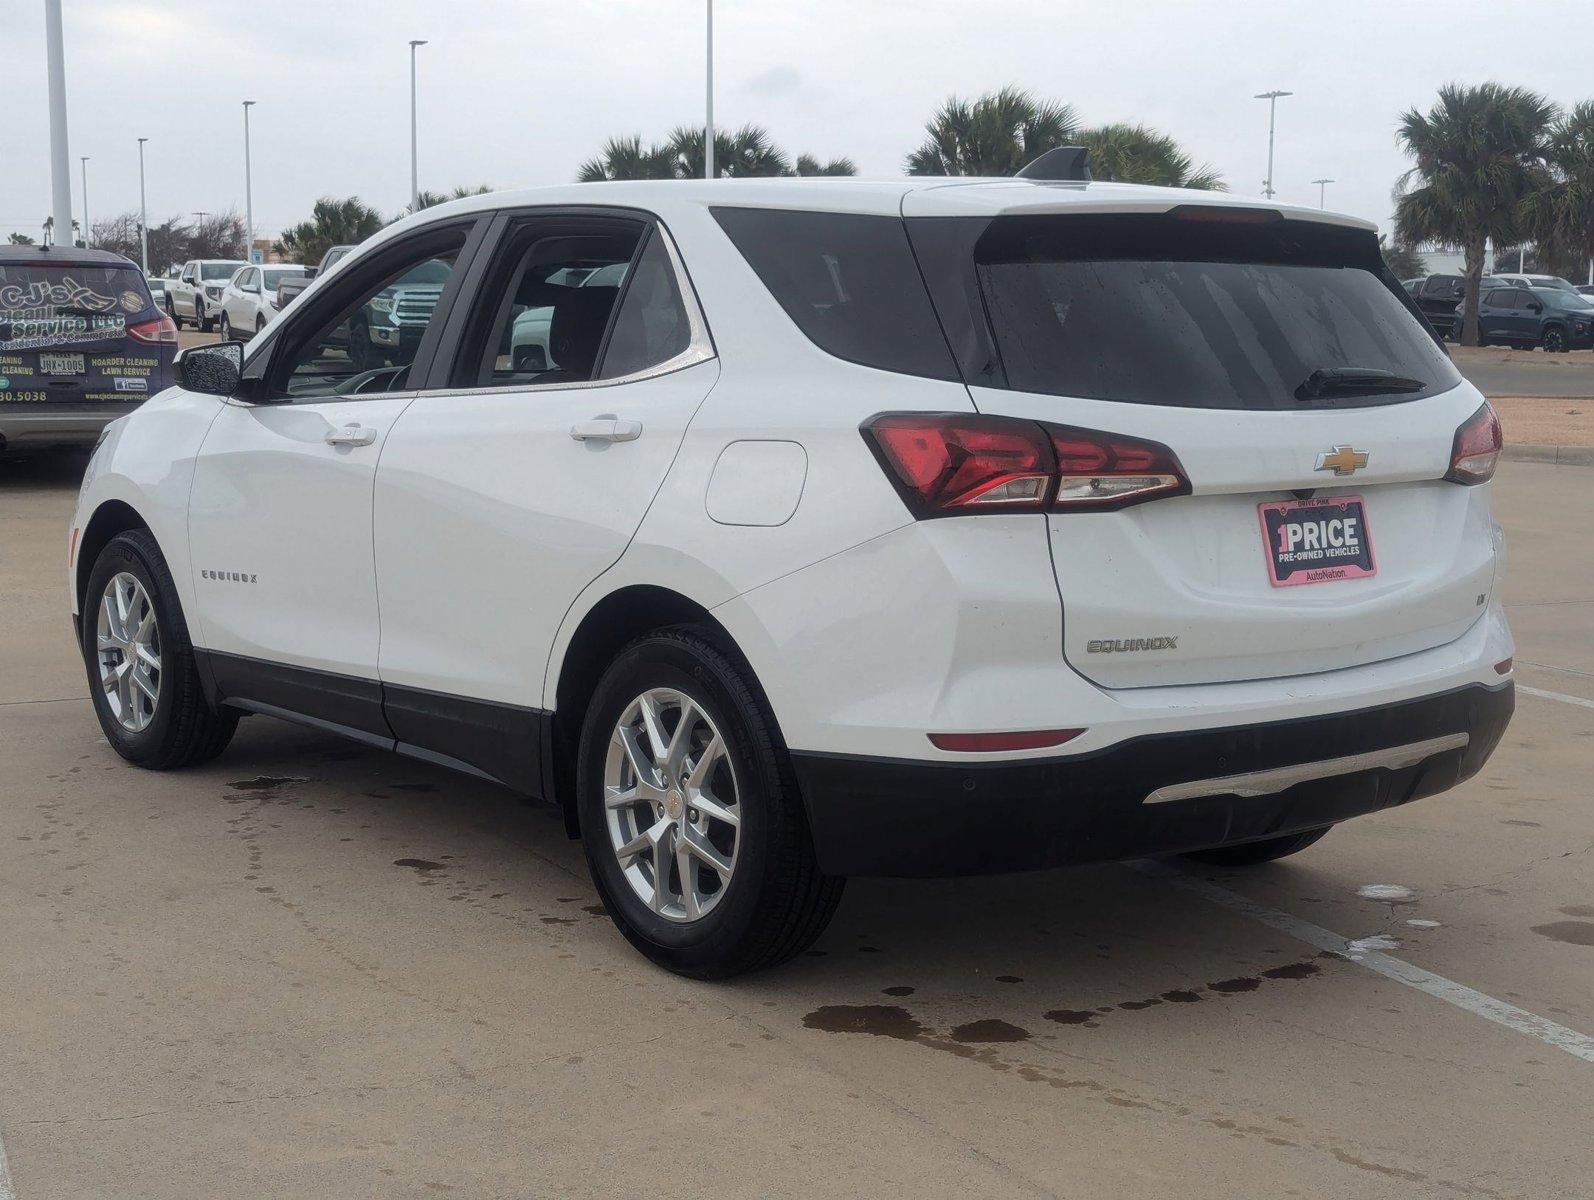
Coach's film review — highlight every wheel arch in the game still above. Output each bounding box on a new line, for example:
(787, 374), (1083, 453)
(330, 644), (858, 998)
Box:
(76, 499), (153, 613)
(547, 584), (751, 836)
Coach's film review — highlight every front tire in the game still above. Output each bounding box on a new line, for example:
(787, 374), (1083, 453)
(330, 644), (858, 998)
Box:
(82, 530), (238, 769)
(577, 627), (843, 978)
(1182, 825), (1331, 867)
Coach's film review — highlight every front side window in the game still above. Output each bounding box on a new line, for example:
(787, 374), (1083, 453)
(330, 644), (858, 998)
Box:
(270, 239), (462, 399)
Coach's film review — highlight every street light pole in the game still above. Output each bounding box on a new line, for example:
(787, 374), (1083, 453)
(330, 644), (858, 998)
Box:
(1254, 90), (1292, 200)
(1312, 177), (1333, 209)
(137, 137), (149, 275)
(409, 40), (427, 210)
(242, 101), (256, 262)
(705, 0), (715, 179)
(44, 0), (74, 243)
(80, 156), (90, 246)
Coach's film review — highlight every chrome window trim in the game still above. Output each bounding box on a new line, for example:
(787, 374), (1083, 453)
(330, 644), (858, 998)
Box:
(1141, 732), (1470, 805)
(425, 219), (716, 400)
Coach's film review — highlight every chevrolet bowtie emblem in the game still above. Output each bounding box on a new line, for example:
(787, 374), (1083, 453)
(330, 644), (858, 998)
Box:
(1315, 445), (1369, 476)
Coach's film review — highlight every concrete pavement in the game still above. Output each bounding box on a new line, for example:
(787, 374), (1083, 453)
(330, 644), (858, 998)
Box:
(1, 455), (1591, 1198)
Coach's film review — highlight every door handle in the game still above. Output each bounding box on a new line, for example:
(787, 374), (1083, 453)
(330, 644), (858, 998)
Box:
(570, 417), (643, 443)
(324, 423), (377, 447)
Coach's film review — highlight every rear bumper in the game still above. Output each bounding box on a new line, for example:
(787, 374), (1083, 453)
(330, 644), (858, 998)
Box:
(793, 681), (1513, 877)
(0, 404), (140, 449)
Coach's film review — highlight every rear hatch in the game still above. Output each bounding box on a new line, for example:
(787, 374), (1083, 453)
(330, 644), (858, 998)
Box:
(907, 205), (1495, 689)
(0, 258), (175, 408)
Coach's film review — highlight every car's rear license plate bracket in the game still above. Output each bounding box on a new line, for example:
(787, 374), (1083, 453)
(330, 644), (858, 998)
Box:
(1257, 494), (1376, 587)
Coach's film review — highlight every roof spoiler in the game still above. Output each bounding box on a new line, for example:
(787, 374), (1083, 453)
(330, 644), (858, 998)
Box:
(1016, 147), (1091, 183)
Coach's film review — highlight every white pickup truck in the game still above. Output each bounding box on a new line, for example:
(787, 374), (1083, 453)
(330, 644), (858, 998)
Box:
(164, 259), (247, 332)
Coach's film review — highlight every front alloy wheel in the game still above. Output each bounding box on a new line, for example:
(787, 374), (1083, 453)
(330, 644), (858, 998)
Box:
(96, 571), (162, 732)
(604, 688), (740, 922)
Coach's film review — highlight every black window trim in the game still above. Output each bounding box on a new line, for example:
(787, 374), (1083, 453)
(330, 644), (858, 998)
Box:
(236, 214), (490, 406)
(415, 204), (715, 398)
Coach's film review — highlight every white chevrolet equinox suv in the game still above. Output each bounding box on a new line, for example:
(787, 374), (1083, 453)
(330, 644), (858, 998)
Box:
(70, 175), (1515, 977)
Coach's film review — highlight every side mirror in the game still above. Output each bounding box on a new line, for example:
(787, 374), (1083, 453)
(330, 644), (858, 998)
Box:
(177, 341), (244, 397)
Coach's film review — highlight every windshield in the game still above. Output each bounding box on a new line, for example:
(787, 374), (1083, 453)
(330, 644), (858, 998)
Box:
(201, 262), (243, 280)
(946, 213), (1459, 410)
(0, 262), (153, 351)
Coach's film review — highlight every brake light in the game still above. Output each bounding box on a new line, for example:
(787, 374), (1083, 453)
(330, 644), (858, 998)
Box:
(865, 414), (1053, 514)
(127, 314), (178, 345)
(929, 729), (1085, 752)
(863, 413), (1190, 516)
(1446, 402), (1501, 485)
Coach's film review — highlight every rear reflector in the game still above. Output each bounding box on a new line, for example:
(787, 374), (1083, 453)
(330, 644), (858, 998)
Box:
(863, 413), (1190, 517)
(1494, 658), (1513, 675)
(928, 729), (1085, 752)
(127, 314), (178, 345)
(1445, 402), (1502, 485)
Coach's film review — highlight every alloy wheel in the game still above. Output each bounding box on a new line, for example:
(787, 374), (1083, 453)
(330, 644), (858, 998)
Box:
(96, 572), (161, 733)
(603, 688), (740, 923)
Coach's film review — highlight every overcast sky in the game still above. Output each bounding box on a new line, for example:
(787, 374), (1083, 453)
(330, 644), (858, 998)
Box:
(3, 0), (1591, 248)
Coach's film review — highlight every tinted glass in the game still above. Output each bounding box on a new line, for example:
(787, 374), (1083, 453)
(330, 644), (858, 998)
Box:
(1422, 275), (1464, 298)
(273, 245), (460, 399)
(0, 261), (154, 352)
(1483, 290), (1509, 307)
(597, 230), (692, 379)
(711, 207), (956, 380)
(201, 262), (243, 280)
(471, 231), (638, 388)
(262, 267), (303, 289)
(963, 213), (1459, 409)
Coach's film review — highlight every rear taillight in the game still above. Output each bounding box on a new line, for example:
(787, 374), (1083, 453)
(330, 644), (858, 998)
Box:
(127, 314), (178, 345)
(863, 413), (1189, 517)
(1446, 402), (1501, 485)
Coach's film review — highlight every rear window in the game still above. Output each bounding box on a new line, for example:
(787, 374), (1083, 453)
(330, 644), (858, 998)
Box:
(200, 262), (242, 281)
(262, 267), (303, 288)
(0, 261), (153, 352)
(711, 207), (956, 380)
(935, 213), (1459, 410)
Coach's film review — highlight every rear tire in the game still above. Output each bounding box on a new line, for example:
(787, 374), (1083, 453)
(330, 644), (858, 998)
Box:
(82, 530), (238, 769)
(166, 295), (183, 330)
(1182, 825), (1331, 867)
(1542, 324), (1566, 353)
(218, 312), (232, 340)
(576, 626), (844, 979)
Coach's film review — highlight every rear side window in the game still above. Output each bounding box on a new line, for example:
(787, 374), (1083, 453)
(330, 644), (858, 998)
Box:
(937, 213), (1459, 410)
(597, 229), (694, 380)
(711, 208), (956, 380)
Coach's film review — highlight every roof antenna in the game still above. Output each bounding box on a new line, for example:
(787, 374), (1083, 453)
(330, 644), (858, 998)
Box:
(1016, 147), (1091, 183)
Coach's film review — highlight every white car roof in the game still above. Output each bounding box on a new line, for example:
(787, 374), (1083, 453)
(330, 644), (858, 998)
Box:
(380, 176), (1376, 233)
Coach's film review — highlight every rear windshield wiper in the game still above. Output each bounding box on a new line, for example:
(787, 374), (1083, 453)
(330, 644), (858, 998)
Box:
(1295, 366), (1427, 401)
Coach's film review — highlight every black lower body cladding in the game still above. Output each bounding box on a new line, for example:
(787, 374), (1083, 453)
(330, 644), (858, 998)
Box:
(792, 683), (1513, 877)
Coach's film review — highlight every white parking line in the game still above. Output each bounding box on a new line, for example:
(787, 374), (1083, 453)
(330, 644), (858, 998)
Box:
(0, 1126), (15, 1200)
(1519, 684), (1594, 712)
(1133, 861), (1594, 1065)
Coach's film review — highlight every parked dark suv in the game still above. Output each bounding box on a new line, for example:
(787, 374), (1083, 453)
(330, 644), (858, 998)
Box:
(1469, 285), (1594, 352)
(1410, 274), (1493, 339)
(0, 247), (176, 452)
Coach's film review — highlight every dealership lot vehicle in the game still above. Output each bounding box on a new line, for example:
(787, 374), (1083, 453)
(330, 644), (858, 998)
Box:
(1489, 272), (1581, 294)
(70, 178), (1513, 978)
(1469, 284), (1594, 351)
(1410, 272), (1493, 338)
(0, 246), (176, 452)
(6, 453), (1592, 1199)
(164, 258), (247, 331)
(216, 263), (308, 339)
(273, 242), (354, 311)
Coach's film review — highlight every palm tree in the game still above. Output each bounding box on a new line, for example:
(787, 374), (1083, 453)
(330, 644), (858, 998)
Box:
(1395, 83), (1556, 346)
(668, 124), (791, 178)
(274, 197), (386, 265)
(906, 87), (1078, 176)
(578, 136), (677, 182)
(1521, 101), (1594, 284)
(7, 232), (35, 245)
(409, 184), (494, 213)
(793, 153), (858, 177)
(1077, 123), (1223, 190)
